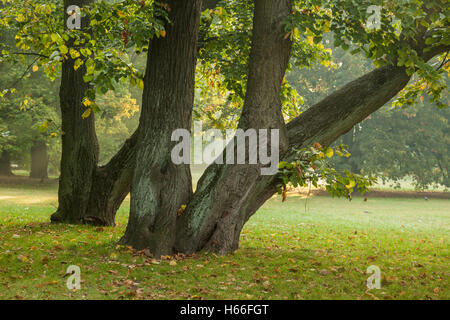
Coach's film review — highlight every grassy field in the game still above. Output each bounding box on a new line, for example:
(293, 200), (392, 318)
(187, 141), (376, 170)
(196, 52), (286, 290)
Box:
(0, 183), (448, 300)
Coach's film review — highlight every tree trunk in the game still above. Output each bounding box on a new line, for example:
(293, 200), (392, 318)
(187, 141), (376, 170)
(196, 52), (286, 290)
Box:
(81, 0), (220, 227)
(51, 0), (140, 226)
(239, 63), (414, 230)
(174, 0), (293, 255)
(30, 140), (48, 179)
(83, 131), (138, 226)
(0, 150), (13, 176)
(119, 0), (202, 257)
(50, 0), (99, 224)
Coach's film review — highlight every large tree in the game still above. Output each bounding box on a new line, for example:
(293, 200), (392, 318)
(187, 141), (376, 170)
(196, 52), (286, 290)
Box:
(2, 0), (448, 255)
(121, 0), (449, 256)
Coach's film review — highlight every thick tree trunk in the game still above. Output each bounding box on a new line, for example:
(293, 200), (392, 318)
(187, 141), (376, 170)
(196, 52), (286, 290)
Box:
(30, 140), (48, 179)
(175, 0), (293, 255)
(0, 150), (13, 176)
(50, 0), (99, 224)
(239, 63), (414, 228)
(119, 0), (202, 257)
(227, 46), (449, 245)
(51, 0), (139, 226)
(100, 0), (219, 227)
(173, 5), (449, 255)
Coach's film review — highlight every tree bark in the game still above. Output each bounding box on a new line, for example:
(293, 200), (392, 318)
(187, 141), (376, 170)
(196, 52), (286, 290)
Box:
(30, 140), (49, 179)
(50, 0), (99, 224)
(0, 150), (13, 176)
(51, 0), (139, 226)
(83, 131), (138, 226)
(119, 0), (202, 257)
(175, 0), (293, 255)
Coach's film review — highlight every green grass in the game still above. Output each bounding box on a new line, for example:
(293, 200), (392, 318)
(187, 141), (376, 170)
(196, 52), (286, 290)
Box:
(0, 184), (448, 300)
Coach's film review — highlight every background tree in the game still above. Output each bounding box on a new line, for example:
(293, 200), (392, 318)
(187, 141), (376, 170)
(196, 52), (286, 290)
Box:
(0, 48), (60, 178)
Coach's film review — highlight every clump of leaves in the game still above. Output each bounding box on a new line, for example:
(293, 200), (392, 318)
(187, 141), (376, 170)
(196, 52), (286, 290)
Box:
(277, 142), (376, 201)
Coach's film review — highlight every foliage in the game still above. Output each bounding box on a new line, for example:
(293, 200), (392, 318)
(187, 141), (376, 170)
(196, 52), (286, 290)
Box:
(95, 85), (140, 164)
(0, 54), (60, 173)
(286, 0), (450, 107)
(0, 0), (168, 106)
(278, 143), (376, 200)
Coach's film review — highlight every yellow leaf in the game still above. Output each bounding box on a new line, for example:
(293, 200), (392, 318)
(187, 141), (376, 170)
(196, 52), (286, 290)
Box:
(74, 58), (83, 71)
(83, 99), (91, 107)
(39, 121), (49, 132)
(81, 108), (92, 119)
(59, 45), (68, 55)
(323, 20), (330, 33)
(293, 27), (300, 40)
(346, 180), (356, 189)
(70, 48), (80, 59)
(16, 14), (26, 22)
(325, 147), (334, 158)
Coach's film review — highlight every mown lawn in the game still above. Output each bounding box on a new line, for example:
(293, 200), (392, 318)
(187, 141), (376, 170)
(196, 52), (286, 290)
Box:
(0, 184), (448, 300)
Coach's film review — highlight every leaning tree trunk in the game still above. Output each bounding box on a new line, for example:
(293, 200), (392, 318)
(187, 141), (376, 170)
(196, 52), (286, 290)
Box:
(119, 0), (202, 257)
(174, 3), (450, 255)
(175, 0), (293, 255)
(30, 140), (48, 179)
(83, 131), (138, 226)
(0, 150), (13, 176)
(237, 37), (450, 231)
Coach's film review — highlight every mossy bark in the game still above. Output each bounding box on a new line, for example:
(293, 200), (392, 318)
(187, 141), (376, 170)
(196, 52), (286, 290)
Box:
(119, 0), (202, 257)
